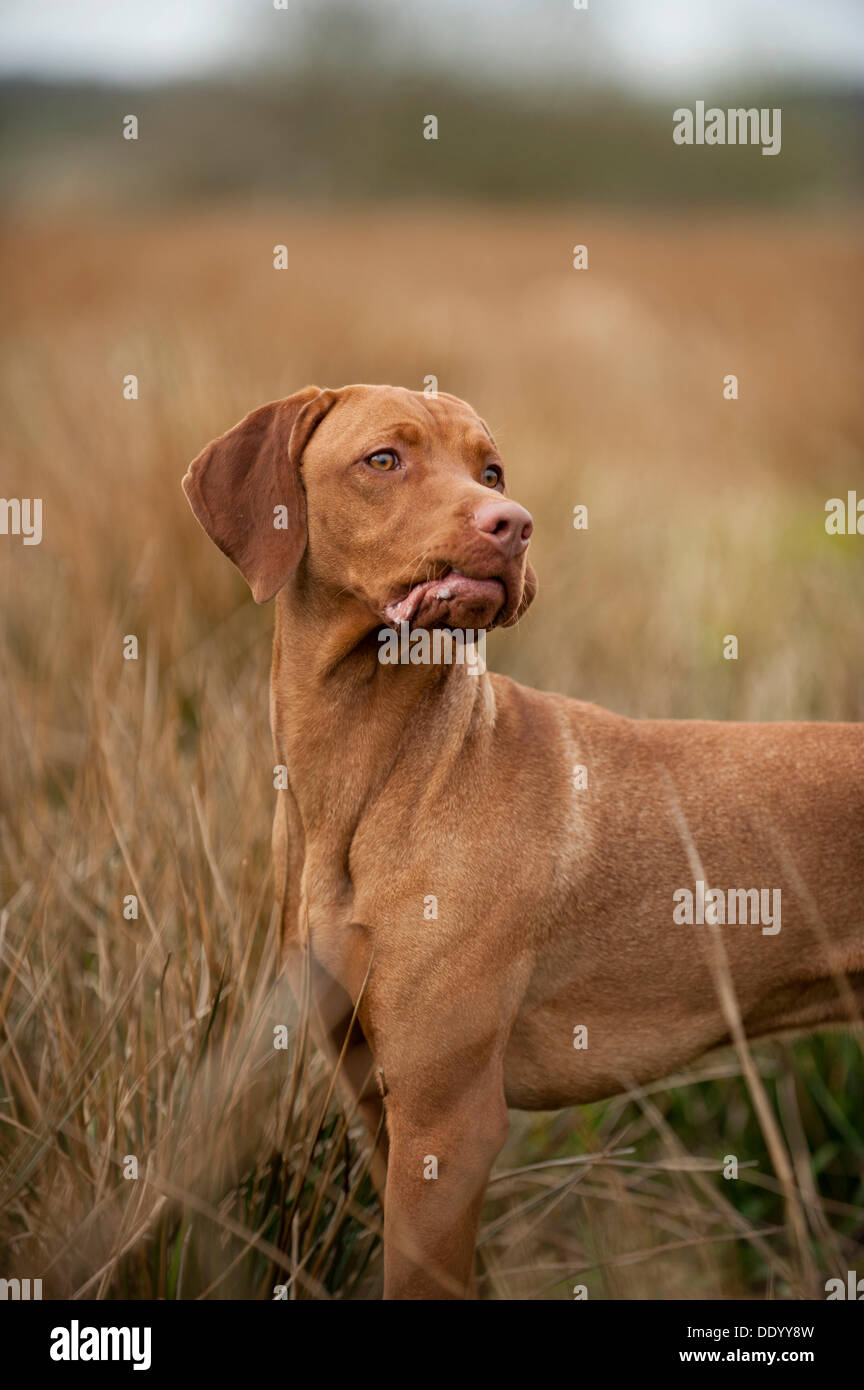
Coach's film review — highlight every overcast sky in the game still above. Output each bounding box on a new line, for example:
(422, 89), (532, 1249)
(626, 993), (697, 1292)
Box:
(1, 0), (862, 90)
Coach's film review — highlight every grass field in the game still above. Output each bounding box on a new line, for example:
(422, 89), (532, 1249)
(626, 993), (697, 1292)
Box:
(1, 203), (862, 1298)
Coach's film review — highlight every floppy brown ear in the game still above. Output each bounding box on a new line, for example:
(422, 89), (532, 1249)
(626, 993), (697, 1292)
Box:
(502, 561), (538, 627)
(182, 386), (336, 603)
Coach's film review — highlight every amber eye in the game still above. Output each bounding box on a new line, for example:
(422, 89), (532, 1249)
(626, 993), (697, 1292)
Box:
(481, 464), (502, 488)
(367, 450), (399, 471)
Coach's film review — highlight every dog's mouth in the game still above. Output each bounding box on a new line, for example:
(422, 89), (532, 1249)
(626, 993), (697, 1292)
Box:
(383, 569), (507, 630)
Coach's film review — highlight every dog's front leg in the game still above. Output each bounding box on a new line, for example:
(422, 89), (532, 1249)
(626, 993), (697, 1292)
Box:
(381, 1064), (509, 1300)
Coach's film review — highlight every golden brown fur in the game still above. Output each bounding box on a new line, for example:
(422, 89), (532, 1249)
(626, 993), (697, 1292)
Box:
(184, 384), (864, 1299)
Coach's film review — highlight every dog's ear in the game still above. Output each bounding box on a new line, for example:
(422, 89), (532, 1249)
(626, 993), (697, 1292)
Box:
(502, 561), (538, 628)
(182, 386), (337, 603)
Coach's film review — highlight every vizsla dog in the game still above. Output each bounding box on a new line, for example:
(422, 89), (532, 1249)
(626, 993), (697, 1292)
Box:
(183, 384), (864, 1300)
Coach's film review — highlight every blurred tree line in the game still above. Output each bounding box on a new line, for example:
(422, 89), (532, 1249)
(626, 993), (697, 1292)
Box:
(1, 69), (859, 208)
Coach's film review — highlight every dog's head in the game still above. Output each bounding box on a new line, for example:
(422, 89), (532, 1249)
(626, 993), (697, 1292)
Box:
(183, 384), (536, 632)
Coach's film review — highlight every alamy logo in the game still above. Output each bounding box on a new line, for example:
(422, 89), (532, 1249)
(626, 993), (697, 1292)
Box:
(673, 880), (782, 936)
(825, 491), (864, 535)
(378, 621), (486, 674)
(0, 497), (42, 545)
(673, 102), (781, 157)
(825, 1271), (863, 1299)
(0, 1277), (42, 1299)
(50, 1320), (152, 1371)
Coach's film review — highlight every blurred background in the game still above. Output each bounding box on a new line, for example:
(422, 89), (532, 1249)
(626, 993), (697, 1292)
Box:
(2, 0), (864, 207)
(1, 0), (862, 1300)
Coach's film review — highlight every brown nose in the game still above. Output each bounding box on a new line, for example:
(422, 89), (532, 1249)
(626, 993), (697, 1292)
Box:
(473, 500), (534, 559)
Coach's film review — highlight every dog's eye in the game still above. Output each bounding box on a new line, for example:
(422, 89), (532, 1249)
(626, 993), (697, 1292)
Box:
(481, 465), (502, 488)
(367, 450), (399, 471)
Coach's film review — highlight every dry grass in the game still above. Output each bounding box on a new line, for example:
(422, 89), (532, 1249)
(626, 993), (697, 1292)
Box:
(1, 203), (863, 1298)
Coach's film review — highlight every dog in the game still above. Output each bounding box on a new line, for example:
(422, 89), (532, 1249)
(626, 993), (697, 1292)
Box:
(183, 384), (864, 1299)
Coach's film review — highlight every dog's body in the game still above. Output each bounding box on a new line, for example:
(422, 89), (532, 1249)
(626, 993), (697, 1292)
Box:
(184, 384), (864, 1299)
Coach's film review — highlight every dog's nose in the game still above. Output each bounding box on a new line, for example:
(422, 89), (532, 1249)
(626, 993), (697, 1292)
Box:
(473, 500), (534, 558)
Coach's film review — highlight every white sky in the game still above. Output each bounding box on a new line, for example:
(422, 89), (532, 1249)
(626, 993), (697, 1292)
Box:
(0, 0), (862, 89)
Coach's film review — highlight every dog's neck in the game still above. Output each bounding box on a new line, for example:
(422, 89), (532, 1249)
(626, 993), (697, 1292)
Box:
(271, 582), (491, 842)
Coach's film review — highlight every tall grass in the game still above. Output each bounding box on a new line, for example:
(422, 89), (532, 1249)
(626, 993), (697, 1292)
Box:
(1, 204), (862, 1297)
